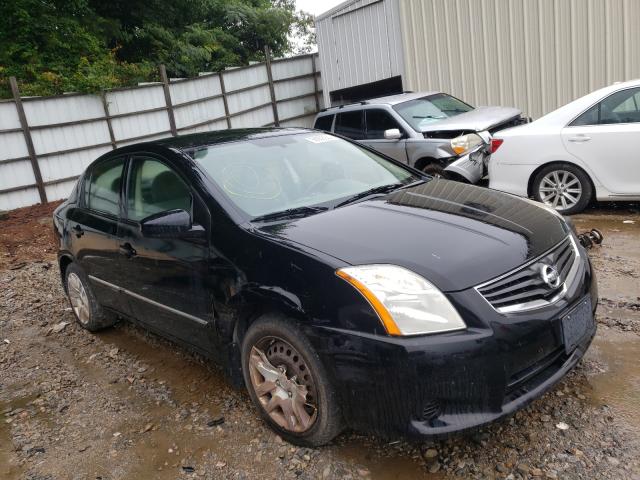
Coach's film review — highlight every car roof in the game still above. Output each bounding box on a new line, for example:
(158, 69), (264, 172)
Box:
(151, 127), (313, 150)
(316, 91), (442, 116)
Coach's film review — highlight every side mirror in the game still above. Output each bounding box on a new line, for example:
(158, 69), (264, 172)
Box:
(384, 128), (402, 140)
(140, 209), (193, 238)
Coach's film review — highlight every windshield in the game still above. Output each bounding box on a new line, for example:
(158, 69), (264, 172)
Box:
(190, 132), (418, 218)
(393, 94), (474, 130)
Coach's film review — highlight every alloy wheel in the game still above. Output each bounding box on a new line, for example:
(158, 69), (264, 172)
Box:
(538, 170), (582, 211)
(67, 272), (90, 325)
(248, 338), (318, 433)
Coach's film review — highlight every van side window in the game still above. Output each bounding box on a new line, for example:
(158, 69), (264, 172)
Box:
(365, 109), (403, 139)
(85, 157), (125, 216)
(335, 111), (364, 140)
(314, 115), (334, 132)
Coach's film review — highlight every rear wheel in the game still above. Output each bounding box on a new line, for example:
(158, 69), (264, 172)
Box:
(241, 315), (342, 446)
(64, 263), (117, 332)
(532, 164), (592, 215)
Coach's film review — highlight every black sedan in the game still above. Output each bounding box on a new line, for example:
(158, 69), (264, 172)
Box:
(53, 128), (597, 446)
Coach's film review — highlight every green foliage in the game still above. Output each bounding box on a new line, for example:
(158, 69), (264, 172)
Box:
(0, 0), (314, 98)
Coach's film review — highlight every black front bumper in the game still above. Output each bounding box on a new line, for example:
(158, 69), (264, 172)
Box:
(308, 255), (597, 439)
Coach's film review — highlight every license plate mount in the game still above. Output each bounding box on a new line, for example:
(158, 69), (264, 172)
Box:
(561, 297), (594, 354)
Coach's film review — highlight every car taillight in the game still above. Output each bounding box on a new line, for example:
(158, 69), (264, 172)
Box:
(490, 138), (504, 154)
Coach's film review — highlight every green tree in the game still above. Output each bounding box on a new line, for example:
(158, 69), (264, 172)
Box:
(0, 0), (314, 98)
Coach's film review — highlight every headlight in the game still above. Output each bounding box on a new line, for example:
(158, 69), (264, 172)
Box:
(336, 265), (466, 336)
(450, 133), (483, 156)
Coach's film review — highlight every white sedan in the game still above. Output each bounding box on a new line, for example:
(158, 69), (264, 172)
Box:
(489, 79), (640, 214)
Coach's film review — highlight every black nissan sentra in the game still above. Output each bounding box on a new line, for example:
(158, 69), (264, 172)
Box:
(53, 128), (597, 446)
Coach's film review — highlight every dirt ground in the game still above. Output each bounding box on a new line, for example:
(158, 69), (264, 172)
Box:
(1, 202), (639, 480)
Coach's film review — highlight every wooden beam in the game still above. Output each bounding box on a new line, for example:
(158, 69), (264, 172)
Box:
(218, 72), (232, 129)
(264, 46), (280, 127)
(9, 77), (47, 203)
(101, 92), (117, 149)
(159, 65), (178, 136)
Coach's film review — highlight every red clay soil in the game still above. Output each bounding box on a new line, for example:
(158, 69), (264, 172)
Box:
(0, 201), (61, 269)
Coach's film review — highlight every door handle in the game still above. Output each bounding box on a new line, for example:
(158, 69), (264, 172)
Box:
(119, 243), (137, 258)
(72, 224), (84, 238)
(568, 135), (591, 143)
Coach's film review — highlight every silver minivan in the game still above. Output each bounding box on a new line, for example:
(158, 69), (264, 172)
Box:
(313, 92), (527, 183)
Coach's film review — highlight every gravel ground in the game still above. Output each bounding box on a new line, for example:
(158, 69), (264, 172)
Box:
(1, 203), (639, 480)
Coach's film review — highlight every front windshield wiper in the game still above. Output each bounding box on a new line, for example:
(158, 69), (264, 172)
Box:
(333, 183), (405, 209)
(252, 206), (328, 223)
(413, 115), (445, 119)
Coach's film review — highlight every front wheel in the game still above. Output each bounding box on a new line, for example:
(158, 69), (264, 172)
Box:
(532, 164), (592, 215)
(241, 315), (342, 446)
(422, 163), (449, 179)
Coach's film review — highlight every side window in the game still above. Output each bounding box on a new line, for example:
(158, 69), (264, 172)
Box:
(365, 109), (403, 139)
(126, 157), (192, 222)
(85, 157), (124, 216)
(335, 111), (364, 140)
(571, 87), (640, 126)
(314, 114), (334, 132)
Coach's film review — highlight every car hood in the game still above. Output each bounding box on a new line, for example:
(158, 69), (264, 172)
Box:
(420, 106), (522, 133)
(255, 180), (569, 292)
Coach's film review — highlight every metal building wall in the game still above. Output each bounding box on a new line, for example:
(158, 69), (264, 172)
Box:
(316, 0), (404, 106)
(398, 0), (640, 119)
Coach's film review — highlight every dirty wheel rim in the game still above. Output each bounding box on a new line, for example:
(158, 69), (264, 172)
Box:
(67, 273), (90, 325)
(539, 170), (582, 211)
(248, 338), (318, 433)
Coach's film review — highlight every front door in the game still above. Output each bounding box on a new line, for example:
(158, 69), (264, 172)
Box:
(116, 154), (215, 352)
(67, 156), (128, 315)
(360, 109), (408, 163)
(562, 86), (640, 195)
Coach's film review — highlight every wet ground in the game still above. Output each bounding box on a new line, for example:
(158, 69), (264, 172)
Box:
(1, 202), (639, 479)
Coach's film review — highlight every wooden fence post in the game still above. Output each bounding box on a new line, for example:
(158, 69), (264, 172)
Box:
(311, 54), (321, 112)
(9, 77), (47, 204)
(101, 92), (117, 149)
(264, 46), (280, 127)
(218, 72), (232, 129)
(159, 65), (178, 136)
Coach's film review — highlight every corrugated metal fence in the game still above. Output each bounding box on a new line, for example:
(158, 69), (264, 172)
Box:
(0, 52), (323, 211)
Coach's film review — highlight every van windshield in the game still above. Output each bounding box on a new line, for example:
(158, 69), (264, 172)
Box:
(190, 132), (418, 218)
(394, 94), (473, 130)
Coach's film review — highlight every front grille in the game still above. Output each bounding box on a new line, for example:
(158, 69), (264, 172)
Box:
(488, 116), (530, 135)
(476, 237), (579, 313)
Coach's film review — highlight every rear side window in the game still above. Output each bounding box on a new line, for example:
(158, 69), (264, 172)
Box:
(335, 111), (364, 140)
(314, 115), (334, 131)
(571, 87), (640, 126)
(126, 157), (192, 221)
(84, 157), (124, 216)
(365, 109), (403, 139)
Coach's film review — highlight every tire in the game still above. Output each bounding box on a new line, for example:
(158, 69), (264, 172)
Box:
(64, 262), (117, 332)
(422, 163), (449, 179)
(241, 314), (342, 446)
(532, 163), (592, 215)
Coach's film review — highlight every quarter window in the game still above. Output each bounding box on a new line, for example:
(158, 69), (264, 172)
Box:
(335, 111), (365, 140)
(84, 157), (124, 216)
(314, 115), (334, 132)
(571, 87), (640, 126)
(126, 157), (192, 221)
(365, 109), (403, 139)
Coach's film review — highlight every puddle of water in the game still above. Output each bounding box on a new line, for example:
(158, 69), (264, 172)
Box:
(585, 328), (640, 435)
(0, 393), (39, 480)
(333, 440), (444, 480)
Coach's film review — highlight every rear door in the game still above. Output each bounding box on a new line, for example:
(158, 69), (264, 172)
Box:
(66, 156), (128, 315)
(562, 86), (640, 195)
(116, 153), (215, 352)
(361, 109), (408, 163)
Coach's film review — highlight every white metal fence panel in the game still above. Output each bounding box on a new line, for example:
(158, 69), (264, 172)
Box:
(399, 0), (640, 119)
(0, 53), (322, 211)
